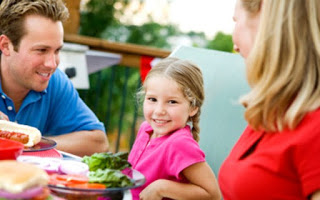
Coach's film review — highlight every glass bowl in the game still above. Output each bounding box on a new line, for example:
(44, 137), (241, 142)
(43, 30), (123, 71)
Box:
(48, 168), (145, 200)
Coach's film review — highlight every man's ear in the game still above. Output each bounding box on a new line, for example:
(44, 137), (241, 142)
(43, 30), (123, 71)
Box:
(189, 106), (199, 118)
(0, 35), (12, 56)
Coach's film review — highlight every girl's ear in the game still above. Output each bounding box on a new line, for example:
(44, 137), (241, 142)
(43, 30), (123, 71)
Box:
(189, 106), (199, 117)
(0, 35), (12, 56)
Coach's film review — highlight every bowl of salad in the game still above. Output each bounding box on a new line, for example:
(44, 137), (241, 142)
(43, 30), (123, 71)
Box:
(18, 152), (145, 200)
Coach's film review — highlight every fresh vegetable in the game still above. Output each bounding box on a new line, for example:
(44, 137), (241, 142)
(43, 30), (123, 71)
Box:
(49, 174), (88, 186)
(58, 160), (89, 176)
(88, 168), (133, 188)
(66, 183), (106, 189)
(49, 174), (107, 190)
(17, 156), (61, 174)
(18, 156), (89, 176)
(82, 152), (131, 172)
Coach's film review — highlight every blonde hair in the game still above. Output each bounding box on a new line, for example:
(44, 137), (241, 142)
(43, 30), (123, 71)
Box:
(139, 57), (205, 142)
(241, 0), (320, 132)
(0, 0), (69, 50)
(242, 0), (262, 16)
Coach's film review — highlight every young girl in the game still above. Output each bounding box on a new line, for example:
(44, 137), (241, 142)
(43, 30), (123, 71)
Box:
(128, 57), (221, 200)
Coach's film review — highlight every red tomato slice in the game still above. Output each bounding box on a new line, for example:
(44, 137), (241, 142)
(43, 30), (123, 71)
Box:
(49, 174), (88, 185)
(67, 183), (107, 189)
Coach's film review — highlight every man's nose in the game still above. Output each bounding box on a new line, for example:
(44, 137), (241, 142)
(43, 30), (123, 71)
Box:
(45, 54), (58, 68)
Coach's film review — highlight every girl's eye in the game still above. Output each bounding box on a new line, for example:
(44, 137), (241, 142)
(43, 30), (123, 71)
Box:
(147, 97), (157, 102)
(168, 100), (177, 104)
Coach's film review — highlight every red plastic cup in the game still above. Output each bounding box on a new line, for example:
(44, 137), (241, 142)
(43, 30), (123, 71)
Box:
(0, 138), (24, 160)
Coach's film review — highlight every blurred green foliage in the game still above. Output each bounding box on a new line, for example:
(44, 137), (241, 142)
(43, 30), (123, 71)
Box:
(79, 0), (129, 37)
(207, 32), (233, 52)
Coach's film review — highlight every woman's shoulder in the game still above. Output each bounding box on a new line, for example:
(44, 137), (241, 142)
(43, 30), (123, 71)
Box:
(297, 107), (320, 132)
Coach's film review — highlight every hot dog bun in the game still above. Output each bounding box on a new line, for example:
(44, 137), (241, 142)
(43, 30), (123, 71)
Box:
(0, 120), (41, 147)
(0, 160), (49, 199)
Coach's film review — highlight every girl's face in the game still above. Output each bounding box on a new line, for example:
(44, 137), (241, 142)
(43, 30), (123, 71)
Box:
(143, 76), (198, 138)
(232, 0), (260, 59)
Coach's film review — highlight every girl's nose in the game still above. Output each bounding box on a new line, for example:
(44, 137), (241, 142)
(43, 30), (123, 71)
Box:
(155, 105), (166, 115)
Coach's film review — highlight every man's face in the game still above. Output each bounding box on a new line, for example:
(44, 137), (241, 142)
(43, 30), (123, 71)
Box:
(5, 14), (64, 92)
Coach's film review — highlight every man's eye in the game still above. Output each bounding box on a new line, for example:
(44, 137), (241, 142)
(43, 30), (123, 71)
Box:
(37, 49), (47, 53)
(55, 48), (61, 54)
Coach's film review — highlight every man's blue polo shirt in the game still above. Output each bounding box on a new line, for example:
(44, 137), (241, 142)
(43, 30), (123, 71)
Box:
(0, 68), (105, 136)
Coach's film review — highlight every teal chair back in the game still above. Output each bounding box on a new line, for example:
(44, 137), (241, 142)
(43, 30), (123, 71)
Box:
(171, 46), (249, 174)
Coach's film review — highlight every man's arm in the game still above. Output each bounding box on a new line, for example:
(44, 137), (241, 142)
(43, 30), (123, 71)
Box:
(47, 130), (109, 157)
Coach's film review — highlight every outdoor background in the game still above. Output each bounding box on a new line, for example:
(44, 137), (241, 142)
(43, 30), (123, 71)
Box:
(74, 0), (236, 152)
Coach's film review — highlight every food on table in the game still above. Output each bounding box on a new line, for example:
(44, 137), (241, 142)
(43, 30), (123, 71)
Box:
(0, 160), (50, 200)
(82, 152), (134, 187)
(58, 160), (89, 175)
(17, 152), (137, 200)
(82, 152), (131, 171)
(17, 156), (89, 176)
(49, 174), (106, 189)
(0, 120), (41, 147)
(88, 168), (133, 188)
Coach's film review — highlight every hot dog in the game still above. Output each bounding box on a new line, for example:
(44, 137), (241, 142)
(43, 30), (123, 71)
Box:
(0, 120), (41, 147)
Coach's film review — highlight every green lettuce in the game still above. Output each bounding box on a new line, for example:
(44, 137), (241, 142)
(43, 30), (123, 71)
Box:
(82, 152), (131, 172)
(88, 168), (133, 188)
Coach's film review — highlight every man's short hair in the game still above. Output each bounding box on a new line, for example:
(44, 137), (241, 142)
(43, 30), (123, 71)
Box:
(0, 0), (69, 50)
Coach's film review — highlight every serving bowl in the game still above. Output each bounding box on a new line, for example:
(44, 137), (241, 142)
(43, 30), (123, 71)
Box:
(0, 138), (24, 160)
(49, 168), (145, 200)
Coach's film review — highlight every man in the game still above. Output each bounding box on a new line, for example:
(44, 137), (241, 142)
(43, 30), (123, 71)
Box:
(0, 0), (109, 156)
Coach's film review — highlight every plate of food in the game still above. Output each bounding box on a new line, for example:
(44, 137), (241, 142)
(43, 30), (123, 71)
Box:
(23, 137), (57, 152)
(48, 168), (144, 200)
(18, 152), (145, 200)
(0, 120), (57, 152)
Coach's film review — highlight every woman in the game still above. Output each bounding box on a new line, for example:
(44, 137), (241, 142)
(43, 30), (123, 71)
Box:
(218, 0), (320, 199)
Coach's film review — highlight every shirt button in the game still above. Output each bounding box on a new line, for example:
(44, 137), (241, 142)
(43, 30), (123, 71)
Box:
(7, 106), (13, 111)
(1, 95), (5, 99)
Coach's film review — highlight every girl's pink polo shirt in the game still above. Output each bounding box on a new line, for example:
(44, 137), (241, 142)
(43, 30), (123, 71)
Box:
(128, 121), (205, 200)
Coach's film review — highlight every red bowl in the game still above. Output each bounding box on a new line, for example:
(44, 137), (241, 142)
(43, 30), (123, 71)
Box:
(0, 138), (24, 160)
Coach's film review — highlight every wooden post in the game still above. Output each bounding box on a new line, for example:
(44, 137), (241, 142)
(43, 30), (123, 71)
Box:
(63, 0), (81, 34)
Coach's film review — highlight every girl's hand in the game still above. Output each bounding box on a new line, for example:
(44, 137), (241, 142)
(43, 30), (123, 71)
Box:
(139, 179), (166, 200)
